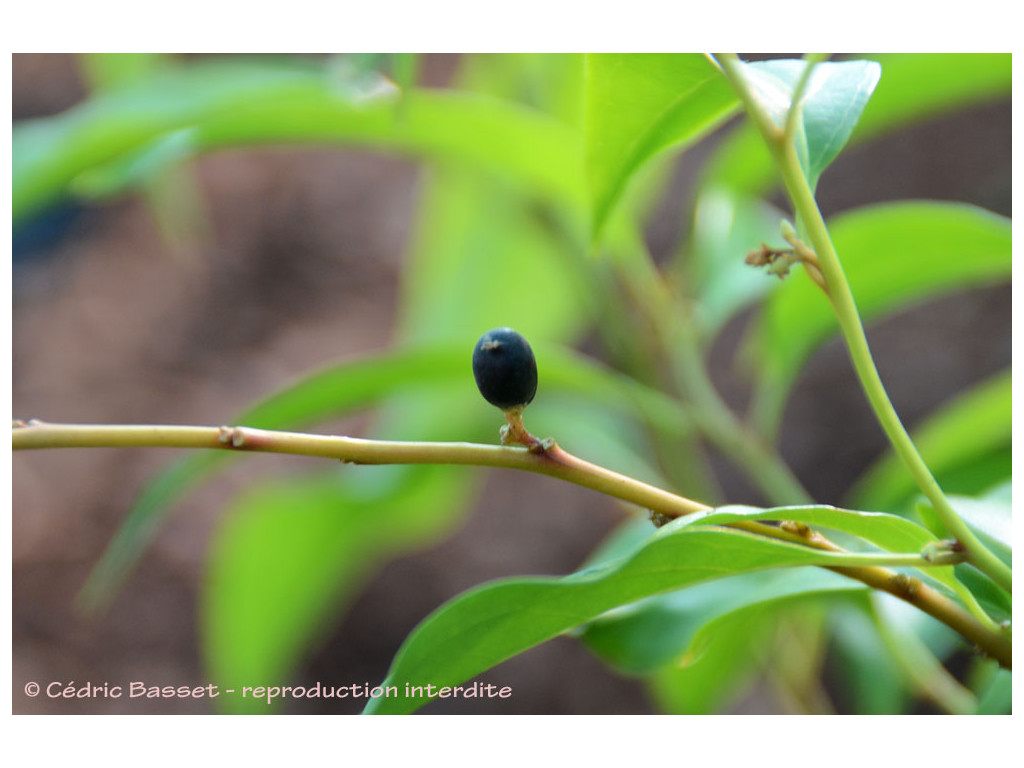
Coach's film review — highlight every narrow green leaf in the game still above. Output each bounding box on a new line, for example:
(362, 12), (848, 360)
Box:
(702, 53), (1011, 195)
(362, 527), (894, 714)
(749, 202), (1011, 437)
(78, 346), (468, 608)
(68, 128), (198, 200)
(14, 58), (326, 221)
(14, 57), (584, 223)
(676, 504), (984, 617)
(584, 53), (738, 240)
(203, 466), (475, 713)
(680, 504), (940, 553)
(848, 371), (1011, 513)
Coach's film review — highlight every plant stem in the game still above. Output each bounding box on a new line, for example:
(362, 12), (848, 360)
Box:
(715, 53), (1013, 595)
(13, 419), (1010, 667)
(611, 231), (813, 506)
(12, 420), (709, 517)
(670, 322), (812, 506)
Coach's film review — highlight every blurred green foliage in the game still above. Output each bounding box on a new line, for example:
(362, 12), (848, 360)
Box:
(13, 53), (1010, 714)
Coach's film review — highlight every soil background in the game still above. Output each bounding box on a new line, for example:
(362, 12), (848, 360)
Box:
(12, 53), (1011, 714)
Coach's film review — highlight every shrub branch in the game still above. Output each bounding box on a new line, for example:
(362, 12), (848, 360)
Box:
(13, 419), (1010, 668)
(715, 53), (1013, 596)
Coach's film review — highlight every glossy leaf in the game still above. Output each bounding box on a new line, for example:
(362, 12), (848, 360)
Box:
(702, 53), (1011, 195)
(742, 59), (880, 187)
(680, 503), (935, 551)
(362, 527), (894, 714)
(848, 371), (1011, 513)
(673, 503), (979, 612)
(749, 202), (1011, 437)
(584, 54), (738, 240)
(581, 567), (863, 674)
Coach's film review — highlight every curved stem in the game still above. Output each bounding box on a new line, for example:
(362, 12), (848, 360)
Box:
(716, 53), (1012, 595)
(13, 419), (1010, 667)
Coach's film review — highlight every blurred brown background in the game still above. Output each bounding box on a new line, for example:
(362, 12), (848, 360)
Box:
(12, 53), (1011, 714)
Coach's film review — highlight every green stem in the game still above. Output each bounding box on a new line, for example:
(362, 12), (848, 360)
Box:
(670, 323), (813, 506)
(716, 53), (1013, 595)
(870, 595), (978, 715)
(610, 227), (812, 506)
(13, 419), (1010, 667)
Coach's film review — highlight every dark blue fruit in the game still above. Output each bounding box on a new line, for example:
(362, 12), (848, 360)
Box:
(472, 327), (538, 410)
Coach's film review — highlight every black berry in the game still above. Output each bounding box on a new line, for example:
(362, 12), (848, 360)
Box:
(472, 327), (538, 410)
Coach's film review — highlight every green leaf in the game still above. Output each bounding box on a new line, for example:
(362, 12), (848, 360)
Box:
(78, 345), (467, 608)
(687, 187), (787, 338)
(828, 601), (911, 713)
(14, 56), (584, 223)
(646, 602), (776, 714)
(973, 667), (1012, 714)
(399, 167), (588, 345)
(362, 527), (896, 714)
(203, 466), (475, 713)
(749, 202), (1011, 437)
(871, 593), (977, 714)
(581, 567), (863, 674)
(584, 53), (738, 240)
(742, 58), (881, 186)
(80, 343), (691, 608)
(702, 53), (1011, 195)
(674, 504), (980, 613)
(950, 563), (1011, 626)
(459, 53), (585, 131)
(681, 503), (936, 551)
(848, 371), (1011, 513)
(68, 128), (198, 200)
